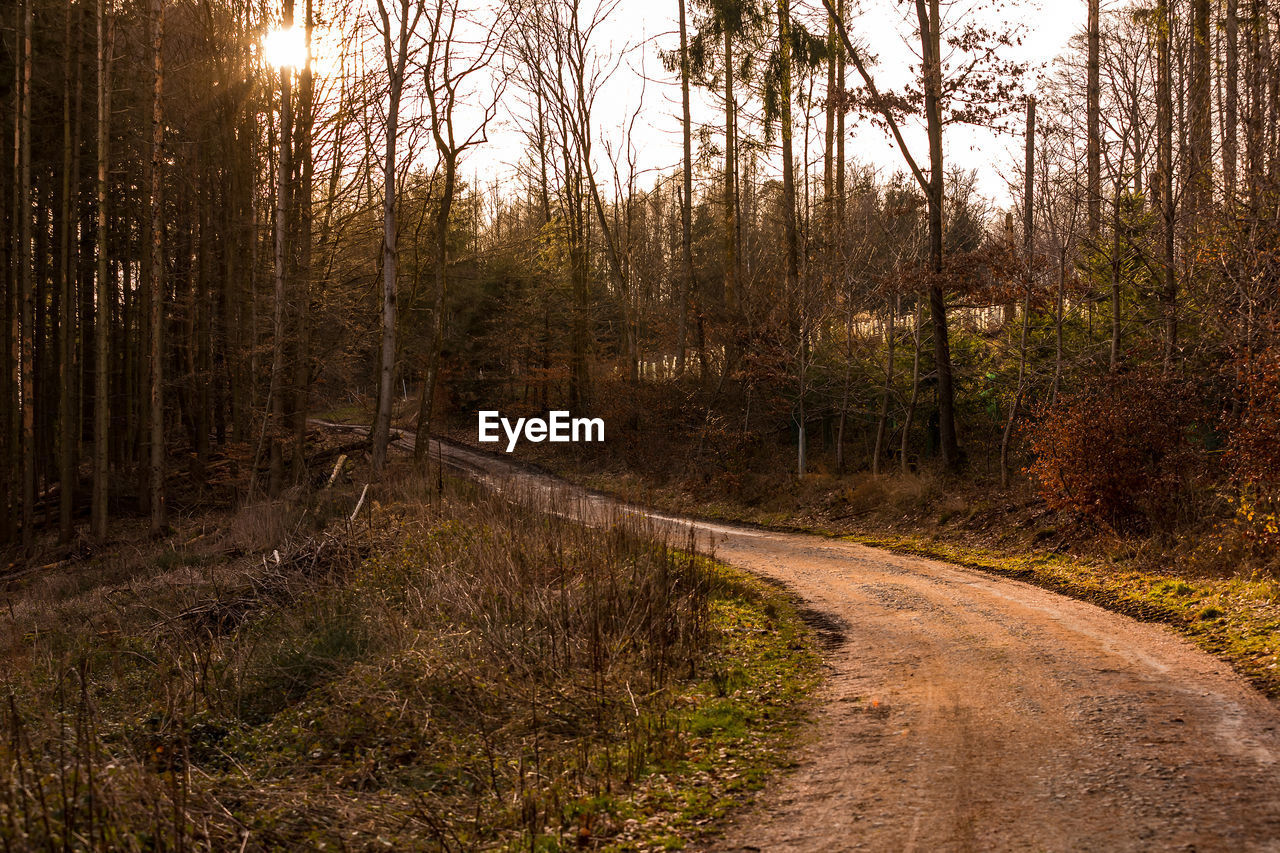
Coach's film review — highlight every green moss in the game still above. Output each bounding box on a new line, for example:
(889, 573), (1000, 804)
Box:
(1154, 579), (1196, 597)
(585, 562), (821, 852)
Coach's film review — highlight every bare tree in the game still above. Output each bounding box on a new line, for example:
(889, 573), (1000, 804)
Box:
(414, 0), (507, 461)
(821, 0), (981, 470)
(510, 0), (630, 407)
(268, 0), (295, 494)
(1189, 0), (1212, 218)
(371, 0), (426, 474)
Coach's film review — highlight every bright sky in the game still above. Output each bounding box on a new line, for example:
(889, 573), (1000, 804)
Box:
(464, 0), (1088, 208)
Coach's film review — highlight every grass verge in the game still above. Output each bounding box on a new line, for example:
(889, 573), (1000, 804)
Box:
(559, 563), (820, 851)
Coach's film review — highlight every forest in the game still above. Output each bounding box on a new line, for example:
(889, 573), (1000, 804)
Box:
(4, 0), (1280, 847)
(5, 0), (1280, 556)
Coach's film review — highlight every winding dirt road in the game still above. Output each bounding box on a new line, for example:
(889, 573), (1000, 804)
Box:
(335, 425), (1280, 851)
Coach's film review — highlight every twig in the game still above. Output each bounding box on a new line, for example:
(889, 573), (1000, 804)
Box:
(350, 484), (370, 521)
(325, 455), (347, 489)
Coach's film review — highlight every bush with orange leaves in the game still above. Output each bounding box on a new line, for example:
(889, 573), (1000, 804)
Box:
(1227, 347), (1280, 548)
(1027, 372), (1208, 533)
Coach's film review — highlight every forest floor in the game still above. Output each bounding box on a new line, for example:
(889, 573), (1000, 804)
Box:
(0, 431), (820, 851)
(413, 430), (1280, 850)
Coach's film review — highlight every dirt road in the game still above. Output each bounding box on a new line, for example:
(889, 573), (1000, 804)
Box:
(338, 425), (1280, 851)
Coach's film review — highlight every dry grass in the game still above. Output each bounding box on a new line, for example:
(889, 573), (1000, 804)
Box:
(0, 463), (813, 851)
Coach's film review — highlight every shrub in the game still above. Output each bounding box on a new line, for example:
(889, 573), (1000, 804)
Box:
(1027, 372), (1207, 532)
(1227, 346), (1280, 550)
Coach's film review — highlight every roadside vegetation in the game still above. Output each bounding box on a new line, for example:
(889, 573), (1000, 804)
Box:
(439, 387), (1280, 702)
(0, 463), (817, 851)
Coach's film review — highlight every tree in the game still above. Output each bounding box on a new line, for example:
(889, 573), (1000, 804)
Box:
(1154, 0), (1176, 373)
(148, 0), (165, 534)
(92, 0), (112, 542)
(1087, 0), (1100, 235)
(292, 0), (316, 479)
(822, 0), (1022, 470)
(688, 0), (767, 322)
(57, 0), (80, 543)
(510, 0), (633, 408)
(676, 0), (694, 377)
(774, 0), (803, 473)
(1189, 0), (1212, 218)
(915, 0), (958, 469)
(414, 0), (505, 461)
(269, 0), (295, 494)
(19, 0), (34, 552)
(371, 0), (426, 475)
(1000, 97), (1033, 489)
(1225, 0), (1239, 202)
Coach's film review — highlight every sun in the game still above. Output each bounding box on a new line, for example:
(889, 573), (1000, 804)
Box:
(261, 26), (307, 70)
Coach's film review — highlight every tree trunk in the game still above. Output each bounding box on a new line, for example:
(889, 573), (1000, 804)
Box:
(1226, 0), (1239, 202)
(269, 1), (294, 493)
(195, 172), (212, 477)
(92, 0), (111, 541)
(1156, 0), (1177, 374)
(1190, 0), (1213, 219)
(58, 0), (77, 543)
(676, 0), (693, 378)
(371, 0), (419, 475)
(901, 302), (923, 474)
(414, 149), (456, 464)
(1267, 0), (1280, 179)
(824, 8), (836, 225)
(835, 0), (845, 230)
(872, 300), (896, 476)
(1052, 246), (1065, 403)
(1246, 0), (1265, 198)
(372, 91), (399, 475)
(19, 0), (34, 552)
(566, 158), (590, 409)
(778, 0), (804, 476)
(723, 27), (738, 312)
(1001, 98), (1033, 490)
(1109, 169), (1123, 370)
(292, 0), (315, 480)
(2, 0), (15, 546)
(1087, 0), (1100, 237)
(916, 0), (959, 469)
(148, 0), (165, 535)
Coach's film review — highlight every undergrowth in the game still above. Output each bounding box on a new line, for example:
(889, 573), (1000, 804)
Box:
(0, 465), (817, 851)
